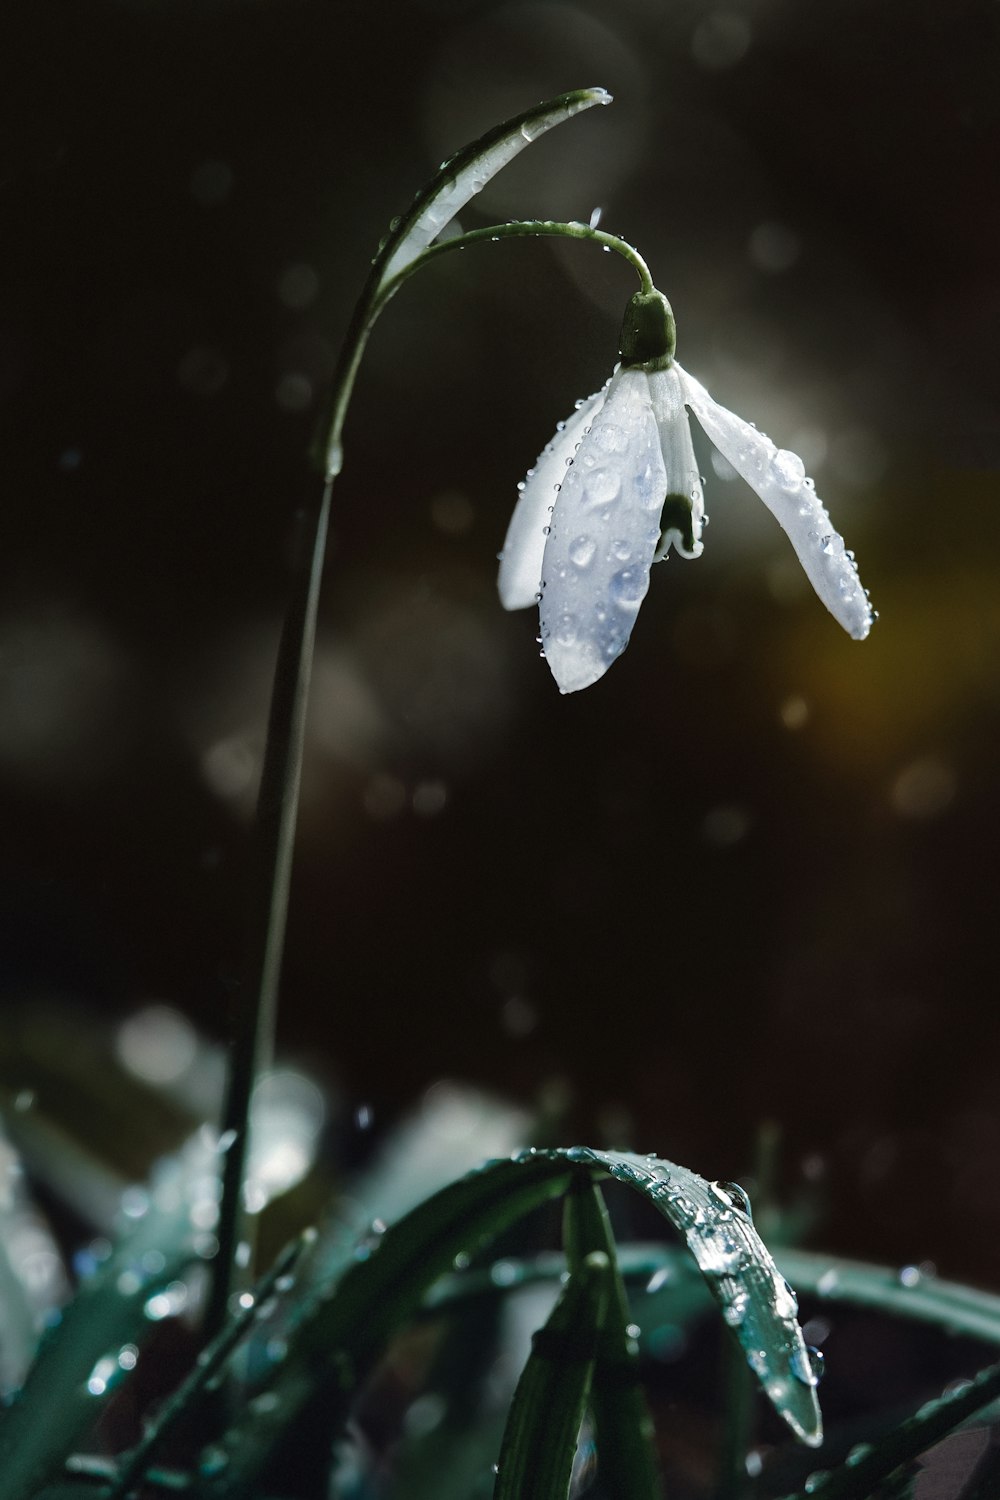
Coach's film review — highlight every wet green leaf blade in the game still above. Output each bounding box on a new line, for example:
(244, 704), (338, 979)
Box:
(563, 1177), (662, 1500)
(375, 88), (611, 290)
(206, 1154), (575, 1496)
(776, 1250), (1000, 1346)
(785, 1359), (1000, 1500)
(558, 1150), (823, 1449)
(0, 1135), (219, 1500)
(494, 1249), (610, 1500)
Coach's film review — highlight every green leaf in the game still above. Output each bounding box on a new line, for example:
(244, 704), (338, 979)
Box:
(206, 1147), (821, 1496)
(563, 1178), (662, 1500)
(375, 88), (611, 292)
(106, 1232), (311, 1500)
(204, 1154), (576, 1497)
(788, 1359), (1000, 1500)
(494, 1249), (610, 1500)
(776, 1250), (1000, 1347)
(563, 1150), (823, 1448)
(0, 1133), (220, 1500)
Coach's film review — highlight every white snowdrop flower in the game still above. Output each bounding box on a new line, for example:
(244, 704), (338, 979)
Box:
(498, 290), (874, 693)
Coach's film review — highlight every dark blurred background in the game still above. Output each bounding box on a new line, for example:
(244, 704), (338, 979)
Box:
(1, 0), (999, 1282)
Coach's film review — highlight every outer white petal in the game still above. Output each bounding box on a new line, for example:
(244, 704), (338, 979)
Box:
(539, 368), (667, 693)
(498, 384), (609, 610)
(677, 364), (873, 640)
(648, 365), (705, 559)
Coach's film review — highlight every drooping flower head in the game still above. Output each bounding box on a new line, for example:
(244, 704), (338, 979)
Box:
(499, 288), (874, 693)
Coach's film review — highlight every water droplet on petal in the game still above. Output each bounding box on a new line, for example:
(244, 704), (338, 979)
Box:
(773, 449), (806, 488)
(569, 535), (596, 568)
(592, 423), (629, 455)
(554, 614), (578, 647)
(610, 567), (648, 611)
(584, 468), (621, 506)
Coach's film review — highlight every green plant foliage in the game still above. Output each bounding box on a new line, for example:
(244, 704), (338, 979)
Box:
(0, 1133), (222, 1500)
(556, 1150), (823, 1448)
(201, 1149), (821, 1497)
(776, 1252), (1000, 1346)
(787, 1359), (1000, 1500)
(562, 1178), (662, 1500)
(107, 1233), (312, 1500)
(493, 1247), (611, 1499)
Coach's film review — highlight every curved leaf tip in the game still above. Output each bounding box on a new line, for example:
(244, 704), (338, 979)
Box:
(377, 87), (613, 289)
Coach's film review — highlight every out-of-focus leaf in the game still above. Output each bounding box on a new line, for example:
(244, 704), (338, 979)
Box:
(776, 1251), (1000, 1347)
(0, 1132), (223, 1500)
(493, 1249), (610, 1500)
(0, 1121), (68, 1392)
(959, 1426), (1000, 1500)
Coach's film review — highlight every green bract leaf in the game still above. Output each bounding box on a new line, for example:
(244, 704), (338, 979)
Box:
(494, 1249), (610, 1500)
(375, 87), (611, 291)
(0, 1133), (221, 1500)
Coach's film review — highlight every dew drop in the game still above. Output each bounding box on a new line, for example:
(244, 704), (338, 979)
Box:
(584, 468), (621, 506)
(610, 567), (648, 611)
(553, 614), (578, 647)
(790, 1343), (821, 1387)
(592, 423), (629, 455)
(773, 449), (805, 488)
(569, 535), (596, 568)
(816, 1268), (840, 1297)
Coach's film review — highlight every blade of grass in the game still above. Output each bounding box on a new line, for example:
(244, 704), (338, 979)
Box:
(567, 1150), (823, 1449)
(107, 1233), (311, 1500)
(563, 1176), (662, 1500)
(775, 1251), (1000, 1347)
(206, 1147), (823, 1495)
(493, 1250), (610, 1500)
(785, 1359), (1000, 1500)
(203, 1155), (575, 1496)
(0, 1133), (220, 1500)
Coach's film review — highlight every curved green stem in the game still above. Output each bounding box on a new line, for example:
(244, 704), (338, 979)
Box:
(381, 218), (655, 299)
(321, 217), (654, 478)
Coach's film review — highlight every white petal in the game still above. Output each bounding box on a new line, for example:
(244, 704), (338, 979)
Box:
(539, 368), (667, 693)
(648, 366), (705, 559)
(498, 384), (609, 610)
(678, 364), (873, 640)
